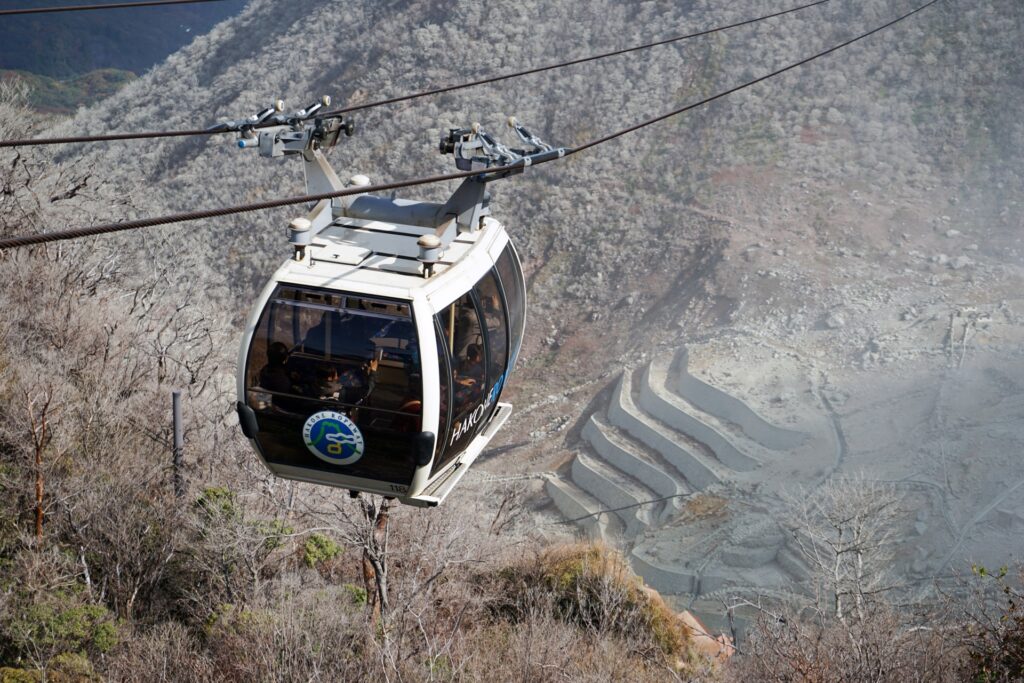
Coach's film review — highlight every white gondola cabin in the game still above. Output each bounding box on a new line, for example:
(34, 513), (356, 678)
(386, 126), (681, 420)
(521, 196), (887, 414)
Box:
(233, 105), (557, 506)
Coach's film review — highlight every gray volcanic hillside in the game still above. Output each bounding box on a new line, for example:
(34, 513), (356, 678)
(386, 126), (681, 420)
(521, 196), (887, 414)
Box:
(58, 0), (1024, 270)
(48, 0), (1024, 383)
(46, 0), (1024, 446)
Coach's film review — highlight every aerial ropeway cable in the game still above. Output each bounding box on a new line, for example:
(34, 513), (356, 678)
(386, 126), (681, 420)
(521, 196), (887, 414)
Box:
(0, 0), (833, 148)
(0, 0), (227, 16)
(0, 0), (943, 251)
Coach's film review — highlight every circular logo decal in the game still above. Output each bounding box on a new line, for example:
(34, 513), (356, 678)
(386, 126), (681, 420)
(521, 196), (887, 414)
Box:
(302, 411), (365, 466)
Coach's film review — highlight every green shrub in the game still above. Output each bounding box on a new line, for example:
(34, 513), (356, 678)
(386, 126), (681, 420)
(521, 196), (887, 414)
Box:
(195, 487), (237, 519)
(302, 534), (341, 569)
(342, 584), (367, 606)
(260, 519), (294, 551)
(1, 591), (117, 679)
(0, 668), (38, 683)
(487, 543), (692, 663)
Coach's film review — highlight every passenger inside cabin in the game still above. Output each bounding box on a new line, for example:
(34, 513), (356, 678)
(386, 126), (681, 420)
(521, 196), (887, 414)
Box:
(315, 364), (343, 400)
(259, 342), (293, 394)
(453, 344), (485, 409)
(392, 398), (422, 433)
(460, 344), (484, 381)
(481, 293), (506, 372)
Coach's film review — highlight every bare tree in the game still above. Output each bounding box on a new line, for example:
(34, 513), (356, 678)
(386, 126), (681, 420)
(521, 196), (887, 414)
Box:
(729, 476), (968, 682)
(24, 387), (55, 544)
(784, 475), (901, 622)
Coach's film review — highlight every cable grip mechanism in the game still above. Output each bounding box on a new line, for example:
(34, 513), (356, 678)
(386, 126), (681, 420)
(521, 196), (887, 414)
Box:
(210, 96), (355, 158)
(440, 118), (566, 176)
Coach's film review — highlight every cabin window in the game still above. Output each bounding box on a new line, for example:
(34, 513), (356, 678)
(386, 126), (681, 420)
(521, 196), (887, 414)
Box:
(495, 243), (526, 370)
(245, 285), (422, 487)
(433, 320), (452, 467)
(433, 292), (487, 475)
(473, 269), (508, 404)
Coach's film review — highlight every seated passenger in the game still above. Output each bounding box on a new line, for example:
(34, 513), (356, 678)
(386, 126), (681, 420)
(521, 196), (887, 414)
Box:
(459, 344), (485, 383)
(338, 365), (370, 403)
(391, 398), (422, 433)
(259, 342), (307, 412)
(259, 342), (292, 394)
(302, 311), (375, 360)
(300, 312), (336, 356)
(481, 294), (507, 370)
(453, 345), (485, 410)
(314, 364), (343, 400)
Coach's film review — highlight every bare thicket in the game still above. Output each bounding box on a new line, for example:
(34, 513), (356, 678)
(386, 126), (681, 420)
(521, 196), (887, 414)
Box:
(785, 476), (901, 622)
(728, 477), (970, 682)
(942, 566), (1024, 683)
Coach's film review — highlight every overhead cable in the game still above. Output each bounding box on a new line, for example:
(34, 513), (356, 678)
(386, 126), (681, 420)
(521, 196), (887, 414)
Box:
(318, 0), (833, 117)
(0, 0), (943, 250)
(0, 0), (227, 16)
(0, 0), (831, 148)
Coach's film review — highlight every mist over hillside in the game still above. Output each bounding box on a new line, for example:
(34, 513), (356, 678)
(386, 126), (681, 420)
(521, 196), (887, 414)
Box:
(2, 0), (1024, 678)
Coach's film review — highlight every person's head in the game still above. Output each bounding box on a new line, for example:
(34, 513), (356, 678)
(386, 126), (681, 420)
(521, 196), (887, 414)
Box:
(268, 342), (289, 366)
(316, 364), (339, 384)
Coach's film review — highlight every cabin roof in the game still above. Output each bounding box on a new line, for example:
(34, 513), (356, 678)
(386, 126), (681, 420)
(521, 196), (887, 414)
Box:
(272, 215), (504, 302)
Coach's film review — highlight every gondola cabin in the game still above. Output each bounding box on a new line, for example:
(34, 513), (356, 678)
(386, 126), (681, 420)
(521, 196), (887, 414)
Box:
(232, 107), (558, 506)
(237, 203), (525, 506)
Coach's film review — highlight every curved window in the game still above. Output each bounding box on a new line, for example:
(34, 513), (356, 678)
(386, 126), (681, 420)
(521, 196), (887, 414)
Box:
(474, 269), (508, 408)
(433, 293), (486, 474)
(245, 285), (422, 486)
(495, 243), (526, 370)
(434, 320), (452, 467)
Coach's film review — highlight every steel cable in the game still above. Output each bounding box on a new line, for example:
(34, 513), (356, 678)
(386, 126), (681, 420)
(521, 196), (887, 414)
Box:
(0, 0), (831, 148)
(0, 0), (227, 16)
(0, 0), (943, 250)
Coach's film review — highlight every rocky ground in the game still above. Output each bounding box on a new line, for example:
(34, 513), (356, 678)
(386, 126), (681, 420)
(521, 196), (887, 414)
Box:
(463, 163), (1024, 634)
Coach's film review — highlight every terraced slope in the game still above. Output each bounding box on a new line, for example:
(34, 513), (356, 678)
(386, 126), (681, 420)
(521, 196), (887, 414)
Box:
(545, 344), (830, 603)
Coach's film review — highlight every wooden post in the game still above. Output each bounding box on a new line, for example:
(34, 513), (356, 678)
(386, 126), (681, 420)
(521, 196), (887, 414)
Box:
(172, 390), (184, 499)
(26, 389), (53, 543)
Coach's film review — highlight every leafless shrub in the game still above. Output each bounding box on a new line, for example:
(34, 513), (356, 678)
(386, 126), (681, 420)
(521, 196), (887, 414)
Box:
(728, 476), (970, 682)
(732, 599), (966, 683)
(105, 621), (216, 682)
(782, 475), (902, 622)
(945, 565), (1024, 682)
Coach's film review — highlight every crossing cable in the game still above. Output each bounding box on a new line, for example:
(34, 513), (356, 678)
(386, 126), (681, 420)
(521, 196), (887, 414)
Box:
(545, 492), (696, 527)
(0, 0), (832, 148)
(0, 0), (943, 250)
(0, 0), (227, 16)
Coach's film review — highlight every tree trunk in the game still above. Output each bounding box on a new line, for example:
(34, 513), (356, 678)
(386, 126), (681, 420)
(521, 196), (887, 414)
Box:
(361, 498), (391, 628)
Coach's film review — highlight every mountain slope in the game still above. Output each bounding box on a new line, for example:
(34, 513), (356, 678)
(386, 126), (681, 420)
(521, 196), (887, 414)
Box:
(0, 0), (249, 78)
(46, 0), (1022, 371)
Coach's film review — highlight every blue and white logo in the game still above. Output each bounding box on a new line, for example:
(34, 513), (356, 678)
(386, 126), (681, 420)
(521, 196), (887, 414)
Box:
(302, 410), (365, 466)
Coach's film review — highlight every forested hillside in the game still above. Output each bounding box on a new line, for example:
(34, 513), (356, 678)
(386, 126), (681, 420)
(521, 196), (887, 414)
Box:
(0, 0), (248, 78)
(1, 0), (1023, 679)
